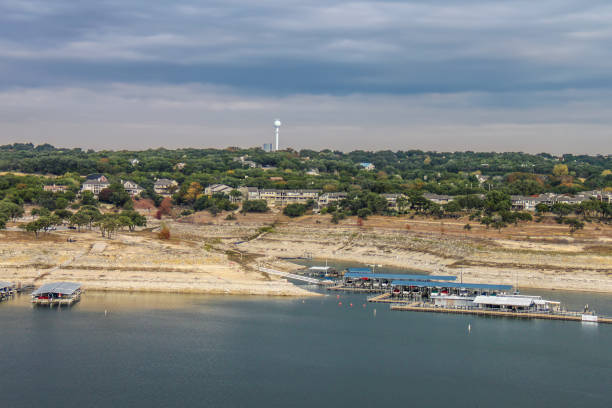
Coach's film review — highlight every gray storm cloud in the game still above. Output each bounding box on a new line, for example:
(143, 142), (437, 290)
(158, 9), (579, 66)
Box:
(0, 0), (611, 153)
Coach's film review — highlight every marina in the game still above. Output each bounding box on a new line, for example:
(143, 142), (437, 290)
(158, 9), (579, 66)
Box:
(323, 267), (611, 324)
(31, 282), (82, 307)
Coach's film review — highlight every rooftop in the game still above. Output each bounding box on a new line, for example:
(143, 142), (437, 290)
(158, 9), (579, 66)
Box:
(346, 272), (457, 281)
(32, 282), (81, 296)
(391, 281), (512, 291)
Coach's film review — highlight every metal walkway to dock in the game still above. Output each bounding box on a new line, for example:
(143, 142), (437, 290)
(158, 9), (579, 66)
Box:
(256, 266), (327, 285)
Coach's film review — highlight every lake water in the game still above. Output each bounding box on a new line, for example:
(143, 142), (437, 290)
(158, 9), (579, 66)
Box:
(1, 267), (611, 407)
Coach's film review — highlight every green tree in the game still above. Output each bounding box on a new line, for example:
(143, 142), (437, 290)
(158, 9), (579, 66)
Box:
(241, 200), (269, 213)
(283, 203), (307, 217)
(80, 191), (97, 206)
(69, 212), (89, 231)
(0, 200), (24, 220)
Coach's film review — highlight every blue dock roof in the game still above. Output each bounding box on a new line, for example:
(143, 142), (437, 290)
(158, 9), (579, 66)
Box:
(391, 280), (512, 291)
(344, 272), (457, 281)
(346, 267), (372, 273)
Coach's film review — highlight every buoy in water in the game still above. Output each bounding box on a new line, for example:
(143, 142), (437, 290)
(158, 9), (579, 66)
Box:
(338, 302), (342, 306)
(350, 303), (353, 307)
(468, 323), (471, 333)
(337, 295), (340, 299)
(363, 304), (366, 308)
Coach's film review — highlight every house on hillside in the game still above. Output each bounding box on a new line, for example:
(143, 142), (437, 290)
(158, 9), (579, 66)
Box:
(122, 180), (144, 197)
(233, 156), (258, 168)
(81, 174), (110, 196)
(44, 184), (68, 193)
(245, 187), (260, 200)
(510, 195), (542, 211)
(382, 193), (403, 211)
(359, 162), (375, 171)
(252, 188), (321, 205)
(317, 192), (347, 207)
(205, 184), (234, 196)
(423, 193), (454, 205)
(154, 179), (178, 196)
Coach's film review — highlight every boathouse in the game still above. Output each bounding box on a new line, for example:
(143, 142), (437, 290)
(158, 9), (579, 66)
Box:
(0, 281), (15, 301)
(473, 295), (560, 312)
(31, 282), (82, 306)
(390, 280), (513, 302)
(343, 272), (456, 289)
(306, 266), (338, 278)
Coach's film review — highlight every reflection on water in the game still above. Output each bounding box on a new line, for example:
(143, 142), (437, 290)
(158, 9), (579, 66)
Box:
(0, 286), (612, 408)
(0, 267), (611, 408)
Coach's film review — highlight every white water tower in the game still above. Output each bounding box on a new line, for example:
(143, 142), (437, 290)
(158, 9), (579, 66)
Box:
(273, 119), (281, 151)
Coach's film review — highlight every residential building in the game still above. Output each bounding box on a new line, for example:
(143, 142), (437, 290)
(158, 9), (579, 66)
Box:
(43, 184), (68, 193)
(245, 187), (260, 200)
(381, 193), (403, 211)
(423, 193), (454, 205)
(154, 179), (178, 196)
(205, 184), (234, 196)
(510, 195), (542, 211)
(122, 180), (144, 197)
(359, 162), (375, 171)
(247, 188), (321, 205)
(306, 168), (320, 176)
(317, 192), (347, 207)
(233, 156), (258, 168)
(81, 174), (110, 196)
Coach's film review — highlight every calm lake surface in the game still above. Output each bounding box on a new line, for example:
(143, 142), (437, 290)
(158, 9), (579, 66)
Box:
(1, 264), (611, 407)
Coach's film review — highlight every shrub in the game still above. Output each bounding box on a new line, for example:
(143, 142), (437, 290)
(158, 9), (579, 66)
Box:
(356, 208), (372, 219)
(241, 200), (269, 213)
(283, 203), (307, 217)
(158, 223), (171, 240)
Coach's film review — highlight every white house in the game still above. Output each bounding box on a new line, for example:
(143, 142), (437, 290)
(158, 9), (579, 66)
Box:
(81, 174), (110, 196)
(122, 180), (144, 197)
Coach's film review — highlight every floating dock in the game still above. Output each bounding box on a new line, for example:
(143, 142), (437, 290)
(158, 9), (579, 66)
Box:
(0, 281), (16, 302)
(389, 303), (612, 324)
(31, 282), (82, 307)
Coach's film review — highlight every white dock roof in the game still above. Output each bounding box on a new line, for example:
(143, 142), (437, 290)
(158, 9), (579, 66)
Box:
(473, 295), (534, 307)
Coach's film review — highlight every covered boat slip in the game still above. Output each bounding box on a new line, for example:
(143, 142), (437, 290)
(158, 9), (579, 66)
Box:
(0, 281), (16, 301)
(386, 280), (562, 313)
(388, 280), (513, 304)
(304, 266), (339, 278)
(31, 282), (82, 307)
(337, 270), (457, 291)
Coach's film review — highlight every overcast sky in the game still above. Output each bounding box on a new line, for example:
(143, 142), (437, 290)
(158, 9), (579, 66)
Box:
(1, 0), (612, 153)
